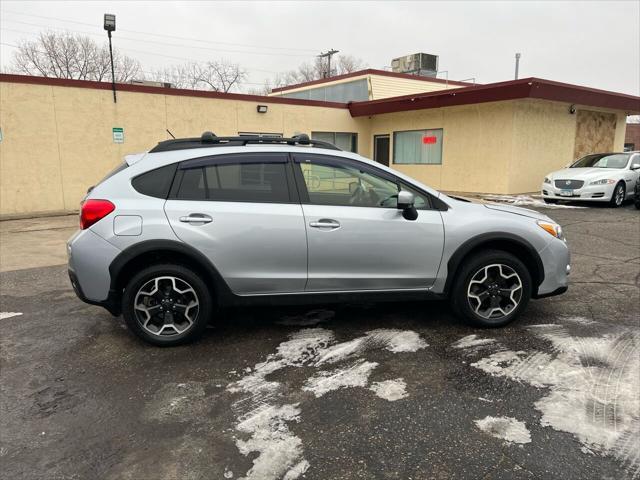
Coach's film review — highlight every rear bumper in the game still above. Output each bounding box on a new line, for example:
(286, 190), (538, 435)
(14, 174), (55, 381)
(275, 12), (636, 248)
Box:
(67, 229), (122, 315)
(68, 269), (121, 316)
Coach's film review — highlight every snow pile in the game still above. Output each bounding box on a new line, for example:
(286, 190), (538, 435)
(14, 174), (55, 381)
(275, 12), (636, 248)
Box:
(0, 312), (23, 320)
(303, 360), (378, 397)
(452, 334), (496, 350)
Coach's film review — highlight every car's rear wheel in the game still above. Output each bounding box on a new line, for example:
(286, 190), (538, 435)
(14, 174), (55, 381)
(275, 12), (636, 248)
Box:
(450, 250), (532, 327)
(122, 264), (213, 346)
(609, 182), (625, 208)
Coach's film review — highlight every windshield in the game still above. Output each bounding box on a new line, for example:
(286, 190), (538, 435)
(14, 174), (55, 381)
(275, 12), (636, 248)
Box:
(570, 153), (630, 169)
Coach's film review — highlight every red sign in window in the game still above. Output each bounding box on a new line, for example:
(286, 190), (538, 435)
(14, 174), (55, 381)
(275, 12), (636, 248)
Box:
(422, 135), (437, 144)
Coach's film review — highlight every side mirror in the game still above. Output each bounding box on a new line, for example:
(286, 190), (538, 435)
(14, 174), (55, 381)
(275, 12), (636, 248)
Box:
(631, 162), (640, 170)
(397, 190), (418, 220)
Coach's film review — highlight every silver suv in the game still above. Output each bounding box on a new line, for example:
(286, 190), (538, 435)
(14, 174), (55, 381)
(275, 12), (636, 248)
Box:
(67, 133), (570, 346)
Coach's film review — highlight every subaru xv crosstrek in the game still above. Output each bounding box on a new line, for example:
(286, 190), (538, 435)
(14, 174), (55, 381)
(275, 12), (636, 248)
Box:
(68, 133), (570, 346)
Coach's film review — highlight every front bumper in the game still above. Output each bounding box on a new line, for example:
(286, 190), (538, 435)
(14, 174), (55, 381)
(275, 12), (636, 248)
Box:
(541, 182), (615, 202)
(534, 237), (570, 298)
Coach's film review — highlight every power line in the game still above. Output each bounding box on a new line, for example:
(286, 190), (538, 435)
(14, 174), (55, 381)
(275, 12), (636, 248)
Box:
(0, 28), (283, 75)
(318, 49), (339, 78)
(1, 9), (319, 53)
(1, 18), (312, 58)
(0, 41), (270, 88)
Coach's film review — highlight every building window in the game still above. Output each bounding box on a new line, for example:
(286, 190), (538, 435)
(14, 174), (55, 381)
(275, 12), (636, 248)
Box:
(280, 79), (369, 102)
(311, 132), (358, 152)
(393, 129), (443, 165)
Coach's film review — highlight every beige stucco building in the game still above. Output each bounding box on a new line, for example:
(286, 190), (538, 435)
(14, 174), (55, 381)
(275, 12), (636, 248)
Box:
(1, 70), (638, 217)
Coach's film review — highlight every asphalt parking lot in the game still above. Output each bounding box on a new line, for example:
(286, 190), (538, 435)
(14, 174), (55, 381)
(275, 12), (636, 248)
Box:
(1, 202), (639, 480)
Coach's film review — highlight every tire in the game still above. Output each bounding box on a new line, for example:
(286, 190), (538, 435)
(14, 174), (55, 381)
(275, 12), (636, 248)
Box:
(450, 250), (532, 328)
(543, 198), (558, 204)
(609, 182), (625, 208)
(122, 264), (213, 346)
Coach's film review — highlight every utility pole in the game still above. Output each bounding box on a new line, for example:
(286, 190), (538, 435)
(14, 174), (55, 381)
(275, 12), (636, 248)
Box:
(103, 14), (117, 103)
(514, 52), (521, 80)
(318, 49), (339, 78)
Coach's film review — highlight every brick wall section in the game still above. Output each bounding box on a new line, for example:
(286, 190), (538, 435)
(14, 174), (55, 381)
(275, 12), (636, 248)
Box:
(625, 123), (640, 150)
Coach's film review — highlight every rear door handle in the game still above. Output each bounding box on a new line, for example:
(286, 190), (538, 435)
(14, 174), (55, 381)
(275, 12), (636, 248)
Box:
(179, 214), (213, 224)
(309, 219), (340, 229)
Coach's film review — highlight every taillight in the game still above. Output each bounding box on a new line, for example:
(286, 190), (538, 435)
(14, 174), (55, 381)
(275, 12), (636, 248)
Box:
(80, 199), (115, 229)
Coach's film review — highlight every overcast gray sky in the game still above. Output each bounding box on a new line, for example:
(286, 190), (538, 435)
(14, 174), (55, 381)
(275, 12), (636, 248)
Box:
(1, 0), (638, 95)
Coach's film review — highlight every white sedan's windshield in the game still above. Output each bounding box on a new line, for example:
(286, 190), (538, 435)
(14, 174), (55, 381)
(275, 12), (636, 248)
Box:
(571, 153), (630, 169)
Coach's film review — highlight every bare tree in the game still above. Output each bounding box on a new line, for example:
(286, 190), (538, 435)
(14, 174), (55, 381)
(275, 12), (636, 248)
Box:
(151, 61), (246, 92)
(336, 55), (366, 75)
(262, 54), (367, 94)
(11, 31), (142, 82)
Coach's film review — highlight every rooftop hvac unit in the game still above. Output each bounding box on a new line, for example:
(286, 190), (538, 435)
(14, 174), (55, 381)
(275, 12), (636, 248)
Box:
(391, 53), (438, 77)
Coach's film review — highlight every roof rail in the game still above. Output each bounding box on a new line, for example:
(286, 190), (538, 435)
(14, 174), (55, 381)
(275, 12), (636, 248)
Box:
(149, 132), (341, 153)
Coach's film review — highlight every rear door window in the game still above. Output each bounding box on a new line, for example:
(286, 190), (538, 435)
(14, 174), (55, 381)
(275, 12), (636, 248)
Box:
(175, 153), (292, 203)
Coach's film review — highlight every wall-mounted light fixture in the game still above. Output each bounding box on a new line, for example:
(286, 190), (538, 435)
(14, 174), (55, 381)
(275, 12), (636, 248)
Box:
(569, 104), (576, 114)
(257, 105), (268, 114)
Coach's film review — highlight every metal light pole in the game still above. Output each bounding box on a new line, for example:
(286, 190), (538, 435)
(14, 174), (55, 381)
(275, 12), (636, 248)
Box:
(104, 14), (117, 103)
(515, 52), (521, 80)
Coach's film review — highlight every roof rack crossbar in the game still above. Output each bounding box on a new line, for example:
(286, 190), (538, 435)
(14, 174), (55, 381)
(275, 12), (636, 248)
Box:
(149, 132), (341, 153)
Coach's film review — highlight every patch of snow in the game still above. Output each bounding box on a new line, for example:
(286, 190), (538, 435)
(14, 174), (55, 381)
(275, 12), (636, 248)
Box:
(227, 327), (428, 479)
(224, 468), (234, 478)
(475, 416), (532, 444)
(303, 360), (378, 398)
(369, 378), (408, 401)
(235, 404), (304, 480)
(282, 460), (309, 480)
(366, 329), (428, 352)
(452, 334), (496, 349)
(469, 323), (640, 476)
(478, 397), (494, 403)
(0, 312), (23, 320)
(482, 194), (584, 209)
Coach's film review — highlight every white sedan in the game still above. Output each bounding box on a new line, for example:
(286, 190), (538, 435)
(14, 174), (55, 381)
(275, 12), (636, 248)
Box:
(542, 152), (640, 207)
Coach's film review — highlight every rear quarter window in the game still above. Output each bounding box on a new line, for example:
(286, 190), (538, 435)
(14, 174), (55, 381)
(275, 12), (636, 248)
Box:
(131, 163), (178, 199)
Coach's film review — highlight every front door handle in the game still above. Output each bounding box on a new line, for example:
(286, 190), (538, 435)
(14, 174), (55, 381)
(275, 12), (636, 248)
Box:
(309, 219), (340, 229)
(179, 214), (213, 224)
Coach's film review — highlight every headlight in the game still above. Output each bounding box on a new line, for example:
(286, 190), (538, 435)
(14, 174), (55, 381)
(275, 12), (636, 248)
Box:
(537, 221), (564, 240)
(589, 178), (615, 185)
(543, 177), (551, 184)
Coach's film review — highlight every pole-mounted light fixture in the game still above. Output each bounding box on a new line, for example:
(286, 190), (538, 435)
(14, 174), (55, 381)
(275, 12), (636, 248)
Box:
(103, 14), (117, 103)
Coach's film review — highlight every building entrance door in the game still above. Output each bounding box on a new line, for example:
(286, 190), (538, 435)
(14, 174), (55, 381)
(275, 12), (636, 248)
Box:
(374, 135), (390, 166)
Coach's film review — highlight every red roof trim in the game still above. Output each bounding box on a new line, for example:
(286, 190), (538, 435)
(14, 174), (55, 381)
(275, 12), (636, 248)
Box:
(348, 78), (640, 117)
(0, 74), (348, 109)
(270, 68), (476, 93)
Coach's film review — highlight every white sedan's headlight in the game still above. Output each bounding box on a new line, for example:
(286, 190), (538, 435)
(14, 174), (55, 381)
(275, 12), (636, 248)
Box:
(589, 178), (616, 185)
(543, 177), (552, 184)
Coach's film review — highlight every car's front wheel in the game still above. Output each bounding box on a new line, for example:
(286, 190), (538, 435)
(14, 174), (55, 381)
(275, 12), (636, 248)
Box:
(609, 182), (625, 208)
(450, 250), (532, 327)
(122, 264), (213, 346)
